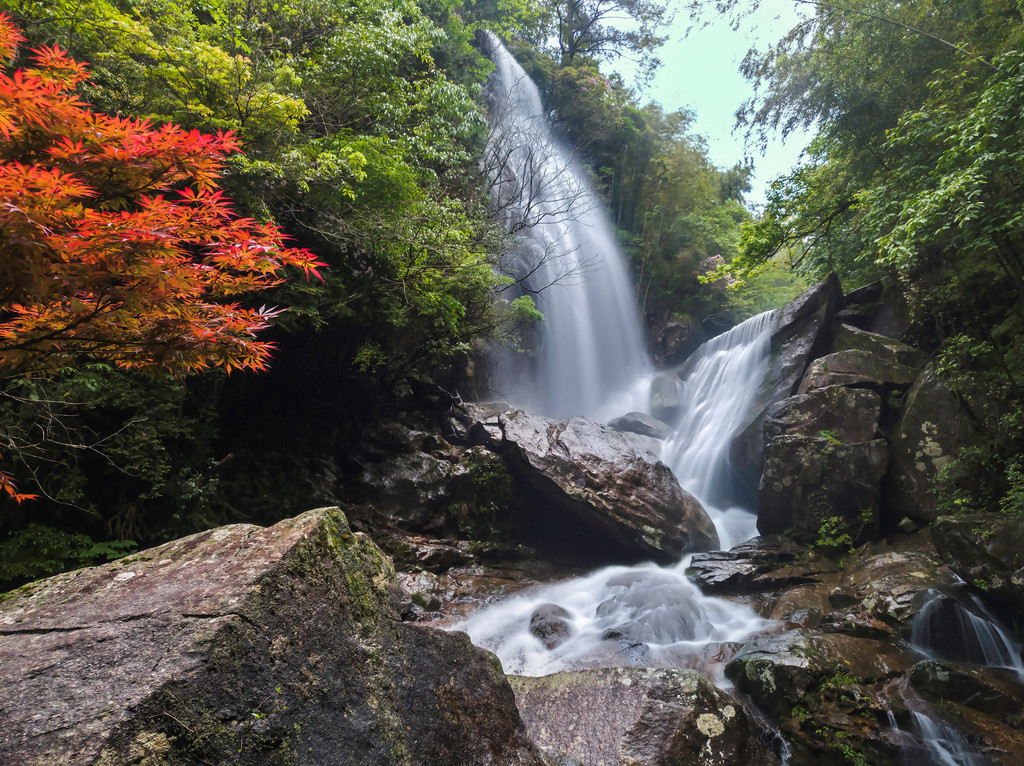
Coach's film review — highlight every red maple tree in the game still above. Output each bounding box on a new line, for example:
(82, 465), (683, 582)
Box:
(0, 15), (324, 501)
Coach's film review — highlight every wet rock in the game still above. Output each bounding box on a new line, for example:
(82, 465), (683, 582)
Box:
(348, 444), (457, 531)
(908, 661), (1024, 764)
(909, 660), (1024, 726)
(797, 349), (919, 394)
(509, 667), (779, 766)
(727, 630), (916, 715)
(931, 513), (1024, 613)
(607, 411), (673, 440)
(885, 366), (991, 523)
(650, 373), (683, 424)
(730, 274), (842, 484)
(727, 630), (916, 764)
(500, 410), (718, 561)
(758, 436), (888, 544)
(831, 547), (958, 635)
(530, 603), (574, 649)
(764, 386), (882, 444)
(686, 537), (823, 595)
(650, 315), (708, 367)
(0, 508), (545, 766)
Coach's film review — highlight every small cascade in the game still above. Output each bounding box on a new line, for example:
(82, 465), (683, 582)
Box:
(482, 33), (650, 420)
(885, 685), (988, 765)
(663, 309), (778, 549)
(911, 590), (1024, 677)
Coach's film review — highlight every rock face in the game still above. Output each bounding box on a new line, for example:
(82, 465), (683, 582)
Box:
(797, 349), (919, 394)
(509, 668), (778, 766)
(885, 364), (986, 522)
(0, 508), (545, 766)
(764, 386), (881, 444)
(758, 436), (888, 542)
(500, 410), (718, 560)
(931, 513), (1024, 614)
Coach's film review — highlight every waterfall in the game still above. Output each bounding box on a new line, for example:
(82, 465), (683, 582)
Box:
(664, 309), (778, 549)
(454, 310), (775, 676)
(452, 34), (778, 678)
(482, 32), (650, 420)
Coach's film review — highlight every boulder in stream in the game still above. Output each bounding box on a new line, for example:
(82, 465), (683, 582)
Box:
(0, 508), (545, 766)
(499, 410), (718, 561)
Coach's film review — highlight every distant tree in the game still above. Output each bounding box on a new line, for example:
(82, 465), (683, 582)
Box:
(555, 0), (672, 80)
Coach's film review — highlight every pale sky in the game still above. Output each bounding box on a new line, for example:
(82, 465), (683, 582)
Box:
(613, 1), (816, 207)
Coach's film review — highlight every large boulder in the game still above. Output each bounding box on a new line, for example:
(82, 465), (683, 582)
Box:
(499, 410), (718, 561)
(885, 365), (988, 522)
(686, 537), (827, 596)
(730, 275), (843, 483)
(758, 436), (888, 543)
(726, 630), (917, 765)
(831, 324), (926, 368)
(0, 508), (545, 766)
(797, 349), (919, 394)
(509, 667), (778, 766)
(764, 386), (881, 444)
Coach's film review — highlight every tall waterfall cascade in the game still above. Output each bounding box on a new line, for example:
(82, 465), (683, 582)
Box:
(482, 32), (650, 420)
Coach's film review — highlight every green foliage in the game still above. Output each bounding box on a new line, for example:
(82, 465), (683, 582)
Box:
(812, 516), (855, 556)
(0, 523), (136, 587)
(818, 430), (841, 445)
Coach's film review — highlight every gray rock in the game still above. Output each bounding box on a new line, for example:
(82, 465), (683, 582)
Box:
(931, 513), (1024, 613)
(650, 373), (683, 424)
(686, 537), (819, 595)
(832, 324), (926, 368)
(758, 436), (888, 543)
(500, 410), (718, 561)
(529, 603), (574, 649)
(0, 508), (545, 766)
(764, 386), (881, 444)
(797, 348), (919, 394)
(726, 629), (916, 715)
(607, 411), (673, 440)
(509, 667), (778, 766)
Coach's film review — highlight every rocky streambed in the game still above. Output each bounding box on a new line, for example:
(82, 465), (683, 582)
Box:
(4, 276), (1024, 764)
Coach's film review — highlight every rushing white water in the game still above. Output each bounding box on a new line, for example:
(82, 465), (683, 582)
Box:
(483, 33), (650, 420)
(664, 310), (778, 550)
(454, 312), (778, 677)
